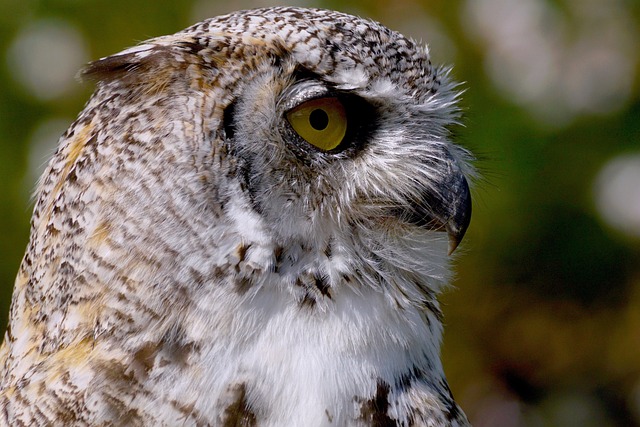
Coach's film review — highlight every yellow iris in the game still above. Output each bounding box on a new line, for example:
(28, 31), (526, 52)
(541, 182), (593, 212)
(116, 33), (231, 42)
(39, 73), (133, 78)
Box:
(286, 97), (347, 151)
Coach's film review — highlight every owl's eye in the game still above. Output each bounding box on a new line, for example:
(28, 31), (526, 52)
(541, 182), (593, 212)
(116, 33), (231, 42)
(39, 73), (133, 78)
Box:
(286, 97), (347, 151)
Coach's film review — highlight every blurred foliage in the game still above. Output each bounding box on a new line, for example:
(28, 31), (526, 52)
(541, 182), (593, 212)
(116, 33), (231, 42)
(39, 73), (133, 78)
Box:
(0, 0), (639, 426)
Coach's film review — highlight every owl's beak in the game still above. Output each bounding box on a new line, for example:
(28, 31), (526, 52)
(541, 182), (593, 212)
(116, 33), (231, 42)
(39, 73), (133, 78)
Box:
(404, 170), (472, 255)
(444, 175), (471, 255)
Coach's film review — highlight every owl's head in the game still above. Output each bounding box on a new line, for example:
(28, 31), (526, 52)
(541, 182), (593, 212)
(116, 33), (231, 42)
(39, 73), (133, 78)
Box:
(77, 7), (472, 285)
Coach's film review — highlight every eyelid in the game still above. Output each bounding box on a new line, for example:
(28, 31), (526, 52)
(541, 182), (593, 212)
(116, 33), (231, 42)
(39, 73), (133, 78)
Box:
(280, 80), (332, 111)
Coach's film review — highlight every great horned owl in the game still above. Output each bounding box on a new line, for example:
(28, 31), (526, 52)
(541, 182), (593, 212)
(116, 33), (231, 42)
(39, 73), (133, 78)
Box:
(0, 7), (472, 426)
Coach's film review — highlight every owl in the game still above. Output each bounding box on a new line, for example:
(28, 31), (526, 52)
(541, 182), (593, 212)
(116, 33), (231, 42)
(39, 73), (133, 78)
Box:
(0, 7), (472, 426)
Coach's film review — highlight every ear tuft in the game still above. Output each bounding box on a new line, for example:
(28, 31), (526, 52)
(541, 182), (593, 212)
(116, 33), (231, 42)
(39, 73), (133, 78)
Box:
(79, 44), (164, 84)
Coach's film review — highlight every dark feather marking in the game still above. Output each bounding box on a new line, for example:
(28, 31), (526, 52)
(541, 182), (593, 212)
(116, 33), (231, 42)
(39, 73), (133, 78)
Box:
(313, 273), (332, 299)
(271, 246), (284, 273)
(235, 276), (254, 294)
(222, 383), (257, 427)
(131, 341), (159, 378)
(236, 243), (251, 263)
(324, 239), (333, 258)
(94, 360), (145, 425)
(439, 379), (462, 422)
(295, 277), (316, 308)
(189, 267), (206, 288)
(395, 366), (423, 392)
(170, 399), (203, 425)
(422, 298), (444, 323)
(357, 380), (396, 427)
(300, 292), (317, 308)
(102, 393), (144, 426)
(325, 409), (333, 423)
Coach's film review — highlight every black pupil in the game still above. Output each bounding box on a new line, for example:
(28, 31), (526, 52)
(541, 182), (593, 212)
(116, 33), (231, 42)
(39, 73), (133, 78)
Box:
(309, 109), (329, 131)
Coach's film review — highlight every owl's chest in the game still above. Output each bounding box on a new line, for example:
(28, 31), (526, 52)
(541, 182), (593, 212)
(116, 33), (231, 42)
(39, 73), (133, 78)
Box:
(147, 272), (438, 426)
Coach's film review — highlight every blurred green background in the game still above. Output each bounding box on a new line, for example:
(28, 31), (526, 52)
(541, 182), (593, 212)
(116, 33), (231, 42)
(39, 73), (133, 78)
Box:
(1, 0), (639, 425)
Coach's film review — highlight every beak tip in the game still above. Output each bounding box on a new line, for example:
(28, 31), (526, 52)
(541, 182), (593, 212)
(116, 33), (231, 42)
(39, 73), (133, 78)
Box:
(447, 239), (457, 256)
(447, 231), (462, 256)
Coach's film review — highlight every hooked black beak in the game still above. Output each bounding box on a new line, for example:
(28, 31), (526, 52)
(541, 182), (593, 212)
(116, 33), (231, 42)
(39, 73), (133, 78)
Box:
(404, 169), (472, 255)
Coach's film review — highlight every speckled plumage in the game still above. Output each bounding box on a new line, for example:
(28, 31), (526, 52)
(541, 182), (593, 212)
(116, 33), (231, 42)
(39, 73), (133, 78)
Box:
(0, 7), (473, 426)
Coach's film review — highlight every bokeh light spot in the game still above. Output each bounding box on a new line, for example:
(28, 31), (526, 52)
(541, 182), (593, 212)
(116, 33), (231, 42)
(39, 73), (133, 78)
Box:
(594, 154), (640, 238)
(463, 0), (638, 126)
(6, 19), (89, 101)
